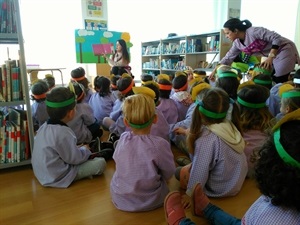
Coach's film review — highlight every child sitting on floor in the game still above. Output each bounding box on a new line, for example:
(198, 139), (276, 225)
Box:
(156, 75), (179, 124)
(176, 87), (247, 203)
(31, 87), (107, 188)
(71, 67), (93, 103)
(164, 113), (300, 225)
(67, 81), (103, 145)
(170, 73), (193, 122)
(30, 79), (50, 131)
(88, 75), (115, 126)
(237, 83), (274, 177)
(110, 88), (176, 212)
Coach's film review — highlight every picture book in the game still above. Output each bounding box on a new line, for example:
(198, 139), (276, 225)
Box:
(92, 43), (114, 55)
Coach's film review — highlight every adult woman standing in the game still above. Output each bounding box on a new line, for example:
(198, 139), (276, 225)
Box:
(211, 18), (299, 83)
(104, 39), (132, 76)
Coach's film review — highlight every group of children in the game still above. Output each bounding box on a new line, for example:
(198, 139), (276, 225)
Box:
(29, 64), (300, 224)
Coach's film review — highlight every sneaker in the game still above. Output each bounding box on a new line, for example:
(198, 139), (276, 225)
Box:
(100, 141), (114, 150)
(176, 156), (191, 166)
(107, 132), (119, 143)
(191, 183), (210, 217)
(113, 140), (118, 149)
(89, 148), (114, 160)
(89, 137), (101, 153)
(164, 191), (186, 225)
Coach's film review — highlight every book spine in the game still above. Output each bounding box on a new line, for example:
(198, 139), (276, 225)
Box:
(11, 67), (20, 101)
(1, 64), (7, 101)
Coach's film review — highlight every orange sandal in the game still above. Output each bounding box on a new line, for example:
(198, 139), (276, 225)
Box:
(164, 191), (186, 225)
(191, 183), (210, 217)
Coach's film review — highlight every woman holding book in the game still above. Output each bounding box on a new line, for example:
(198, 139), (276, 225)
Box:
(104, 39), (132, 77)
(210, 18), (299, 84)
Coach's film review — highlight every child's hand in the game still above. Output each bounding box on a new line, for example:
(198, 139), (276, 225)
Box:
(181, 194), (191, 209)
(173, 127), (188, 135)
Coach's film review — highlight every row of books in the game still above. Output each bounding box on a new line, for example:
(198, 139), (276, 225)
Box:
(161, 42), (186, 55)
(142, 58), (159, 69)
(0, 107), (30, 163)
(142, 36), (220, 56)
(161, 58), (184, 70)
(0, 0), (17, 34)
(0, 59), (23, 102)
(142, 44), (161, 55)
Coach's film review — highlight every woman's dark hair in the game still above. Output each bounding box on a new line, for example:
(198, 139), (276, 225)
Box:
(93, 76), (111, 97)
(116, 39), (130, 63)
(46, 87), (76, 121)
(31, 79), (49, 102)
(223, 18), (252, 32)
(255, 120), (300, 211)
(237, 84), (273, 131)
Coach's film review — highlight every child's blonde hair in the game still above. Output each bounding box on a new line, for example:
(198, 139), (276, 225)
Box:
(122, 94), (156, 129)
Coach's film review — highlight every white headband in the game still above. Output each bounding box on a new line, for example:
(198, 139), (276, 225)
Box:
(293, 78), (300, 84)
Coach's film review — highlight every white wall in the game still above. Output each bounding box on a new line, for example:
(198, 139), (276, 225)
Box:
(17, 0), (299, 83)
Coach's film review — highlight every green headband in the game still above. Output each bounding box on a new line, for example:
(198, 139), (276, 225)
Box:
(253, 79), (272, 85)
(237, 96), (266, 108)
(128, 116), (155, 129)
(196, 100), (227, 119)
(274, 128), (300, 169)
(46, 97), (76, 108)
(218, 72), (238, 78)
(281, 92), (300, 99)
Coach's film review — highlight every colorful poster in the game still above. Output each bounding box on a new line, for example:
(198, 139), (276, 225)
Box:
(84, 19), (107, 31)
(86, 0), (103, 17)
(75, 29), (132, 63)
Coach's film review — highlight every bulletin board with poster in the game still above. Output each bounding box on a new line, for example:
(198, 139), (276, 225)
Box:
(81, 0), (108, 30)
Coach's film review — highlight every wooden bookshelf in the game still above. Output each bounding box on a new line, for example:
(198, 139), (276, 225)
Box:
(0, 0), (34, 169)
(141, 30), (231, 76)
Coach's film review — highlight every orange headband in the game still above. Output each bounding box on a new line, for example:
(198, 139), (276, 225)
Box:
(71, 76), (85, 81)
(76, 91), (84, 101)
(158, 83), (172, 91)
(111, 84), (117, 89)
(33, 93), (47, 100)
(174, 82), (188, 92)
(120, 80), (134, 95)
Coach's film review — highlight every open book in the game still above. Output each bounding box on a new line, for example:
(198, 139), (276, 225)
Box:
(92, 43), (114, 55)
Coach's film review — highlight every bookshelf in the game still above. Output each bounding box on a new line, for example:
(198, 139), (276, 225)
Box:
(0, 0), (34, 169)
(141, 30), (232, 76)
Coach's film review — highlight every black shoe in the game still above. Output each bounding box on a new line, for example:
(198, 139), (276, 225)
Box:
(89, 148), (114, 160)
(107, 132), (119, 143)
(100, 141), (114, 150)
(89, 137), (100, 153)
